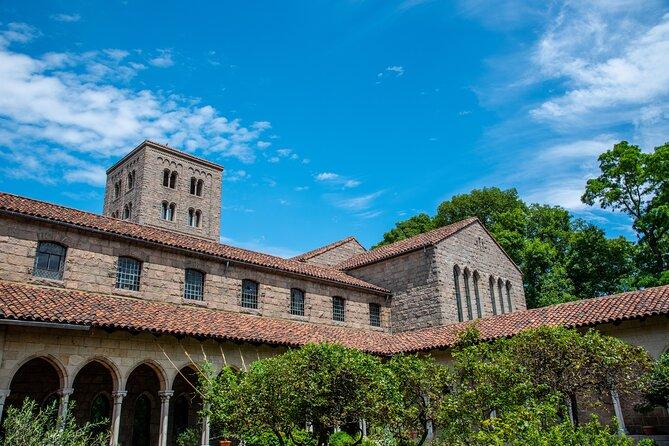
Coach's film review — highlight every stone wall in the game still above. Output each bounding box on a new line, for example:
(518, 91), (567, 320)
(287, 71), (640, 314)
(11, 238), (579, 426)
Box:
(303, 239), (366, 267)
(435, 222), (526, 325)
(0, 215), (389, 331)
(103, 148), (146, 224)
(346, 248), (442, 332)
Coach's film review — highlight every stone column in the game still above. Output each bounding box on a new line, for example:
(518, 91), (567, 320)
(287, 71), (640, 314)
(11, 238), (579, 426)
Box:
(610, 389), (627, 434)
(200, 402), (211, 446)
(158, 390), (174, 446)
(109, 390), (127, 446)
(58, 387), (74, 428)
(0, 389), (10, 421)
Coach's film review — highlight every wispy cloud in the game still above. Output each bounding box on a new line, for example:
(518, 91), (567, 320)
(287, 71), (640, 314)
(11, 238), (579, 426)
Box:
(50, 13), (81, 23)
(314, 172), (360, 188)
(148, 49), (174, 67)
(377, 65), (405, 80)
(331, 191), (384, 211)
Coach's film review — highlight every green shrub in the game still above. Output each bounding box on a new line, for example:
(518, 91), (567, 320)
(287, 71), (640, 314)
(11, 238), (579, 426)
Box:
(0, 398), (108, 446)
(176, 427), (200, 446)
(328, 431), (355, 446)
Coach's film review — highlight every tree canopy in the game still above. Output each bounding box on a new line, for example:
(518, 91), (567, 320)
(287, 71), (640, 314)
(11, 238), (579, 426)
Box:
(373, 141), (669, 308)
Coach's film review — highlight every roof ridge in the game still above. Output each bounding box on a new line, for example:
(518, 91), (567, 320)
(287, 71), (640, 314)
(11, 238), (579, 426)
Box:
(337, 217), (479, 270)
(0, 192), (388, 294)
(292, 236), (364, 261)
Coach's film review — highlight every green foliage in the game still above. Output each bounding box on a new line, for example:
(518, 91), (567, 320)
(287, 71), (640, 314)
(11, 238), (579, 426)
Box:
(641, 352), (669, 410)
(328, 431), (356, 446)
(582, 141), (669, 275)
(372, 139), (669, 307)
(176, 427), (200, 446)
(0, 399), (108, 446)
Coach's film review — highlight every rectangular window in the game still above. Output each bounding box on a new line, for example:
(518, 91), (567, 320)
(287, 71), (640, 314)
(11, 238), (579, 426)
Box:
(241, 279), (258, 309)
(116, 257), (141, 291)
(184, 269), (204, 300)
(33, 242), (66, 280)
(332, 296), (345, 322)
(369, 303), (381, 327)
(290, 288), (305, 316)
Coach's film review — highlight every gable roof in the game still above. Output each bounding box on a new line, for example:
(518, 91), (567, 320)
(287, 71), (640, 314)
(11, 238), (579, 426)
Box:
(337, 217), (479, 270)
(1, 280), (666, 355)
(0, 192), (388, 295)
(293, 236), (366, 262)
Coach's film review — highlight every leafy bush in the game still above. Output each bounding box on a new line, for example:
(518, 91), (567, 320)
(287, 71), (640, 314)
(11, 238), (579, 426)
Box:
(0, 399), (108, 446)
(176, 427), (200, 446)
(328, 432), (355, 446)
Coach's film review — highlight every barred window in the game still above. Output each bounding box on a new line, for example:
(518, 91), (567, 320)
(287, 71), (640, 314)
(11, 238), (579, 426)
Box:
(241, 279), (258, 309)
(33, 242), (66, 280)
(115, 256), (141, 291)
(290, 288), (305, 316)
(184, 269), (204, 300)
(369, 303), (381, 327)
(332, 296), (345, 322)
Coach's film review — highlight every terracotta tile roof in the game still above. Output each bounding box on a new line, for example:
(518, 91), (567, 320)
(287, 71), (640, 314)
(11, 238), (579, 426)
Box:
(0, 281), (666, 354)
(0, 192), (388, 295)
(337, 218), (479, 270)
(394, 285), (669, 352)
(0, 281), (393, 354)
(293, 236), (365, 262)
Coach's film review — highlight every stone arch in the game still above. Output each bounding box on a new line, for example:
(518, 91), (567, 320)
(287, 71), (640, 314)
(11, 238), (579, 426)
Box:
(6, 354), (67, 413)
(169, 364), (202, 446)
(120, 362), (166, 446)
(123, 359), (168, 391)
(71, 359), (116, 430)
(71, 356), (121, 391)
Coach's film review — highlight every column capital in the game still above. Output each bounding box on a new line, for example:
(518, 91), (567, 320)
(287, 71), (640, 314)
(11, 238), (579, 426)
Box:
(0, 389), (10, 398)
(59, 387), (74, 396)
(112, 390), (127, 399)
(158, 390), (174, 401)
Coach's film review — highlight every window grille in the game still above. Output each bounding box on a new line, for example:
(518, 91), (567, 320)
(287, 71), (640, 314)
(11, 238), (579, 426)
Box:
(33, 242), (66, 280)
(184, 269), (204, 300)
(332, 296), (345, 322)
(369, 303), (381, 327)
(116, 256), (141, 291)
(241, 279), (258, 309)
(290, 288), (305, 316)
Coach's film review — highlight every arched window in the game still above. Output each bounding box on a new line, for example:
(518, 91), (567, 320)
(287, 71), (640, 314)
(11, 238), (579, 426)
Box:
(127, 170), (135, 190)
(123, 203), (132, 220)
(169, 171), (178, 189)
(168, 203), (176, 221)
(498, 278), (505, 314)
(33, 241), (66, 280)
(188, 208), (195, 227)
(132, 393), (152, 446)
(332, 296), (345, 322)
(369, 302), (381, 327)
(116, 256), (141, 291)
(463, 268), (473, 320)
(161, 201), (168, 220)
(184, 269), (204, 300)
(473, 271), (482, 318)
(453, 265), (463, 322)
(506, 281), (513, 312)
(163, 169), (170, 187)
(196, 179), (204, 196)
(90, 392), (111, 427)
(195, 210), (201, 227)
(489, 276), (497, 315)
(241, 279), (259, 309)
(114, 181), (121, 199)
(290, 288), (305, 316)
(190, 177), (197, 195)
(111, 210), (119, 219)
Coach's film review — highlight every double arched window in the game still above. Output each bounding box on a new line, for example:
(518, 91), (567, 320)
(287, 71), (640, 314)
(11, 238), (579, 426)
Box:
(161, 202), (176, 221)
(163, 169), (177, 189)
(33, 241), (66, 280)
(127, 170), (136, 190)
(455, 266), (483, 321)
(188, 209), (202, 228)
(189, 177), (204, 196)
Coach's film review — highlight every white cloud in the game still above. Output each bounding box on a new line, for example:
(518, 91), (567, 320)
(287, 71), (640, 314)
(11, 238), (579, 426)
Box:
(277, 148), (292, 157)
(332, 191), (383, 211)
(315, 172), (361, 188)
(268, 156), (280, 163)
(294, 186), (309, 192)
(50, 13), (81, 23)
(315, 172), (339, 181)
(63, 164), (106, 186)
(0, 22), (272, 187)
(257, 141), (271, 149)
(225, 169), (248, 182)
(386, 65), (404, 76)
(148, 49), (174, 67)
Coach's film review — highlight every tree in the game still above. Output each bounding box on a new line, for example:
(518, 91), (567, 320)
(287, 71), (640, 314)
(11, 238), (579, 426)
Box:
(434, 187), (526, 229)
(374, 214), (435, 248)
(582, 141), (669, 275)
(384, 354), (451, 446)
(640, 352), (669, 411)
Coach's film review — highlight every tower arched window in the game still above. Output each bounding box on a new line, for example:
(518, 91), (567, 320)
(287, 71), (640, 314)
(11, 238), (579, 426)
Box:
(463, 268), (473, 320)
(188, 209), (201, 228)
(506, 281), (513, 312)
(169, 203), (176, 221)
(489, 276), (497, 315)
(453, 265), (463, 322)
(113, 181), (121, 199)
(473, 271), (482, 318)
(127, 170), (135, 190)
(163, 169), (170, 187)
(195, 210), (201, 227)
(161, 201), (175, 221)
(169, 171), (178, 189)
(498, 278), (505, 314)
(190, 177), (197, 195)
(123, 203), (132, 220)
(196, 179), (204, 196)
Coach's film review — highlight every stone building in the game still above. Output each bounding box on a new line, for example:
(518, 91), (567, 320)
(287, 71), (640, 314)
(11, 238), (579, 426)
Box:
(0, 140), (666, 445)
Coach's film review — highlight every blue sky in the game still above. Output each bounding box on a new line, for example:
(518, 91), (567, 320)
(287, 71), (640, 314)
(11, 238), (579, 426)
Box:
(0, 1), (667, 257)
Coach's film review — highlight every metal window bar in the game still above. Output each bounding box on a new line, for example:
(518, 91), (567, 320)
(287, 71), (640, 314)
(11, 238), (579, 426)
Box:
(369, 303), (381, 327)
(33, 242), (65, 280)
(332, 297), (345, 322)
(290, 289), (305, 316)
(116, 257), (141, 291)
(184, 269), (204, 300)
(241, 280), (258, 309)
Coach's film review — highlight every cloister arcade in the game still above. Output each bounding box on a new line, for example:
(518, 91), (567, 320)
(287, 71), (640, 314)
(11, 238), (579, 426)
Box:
(1, 354), (207, 446)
